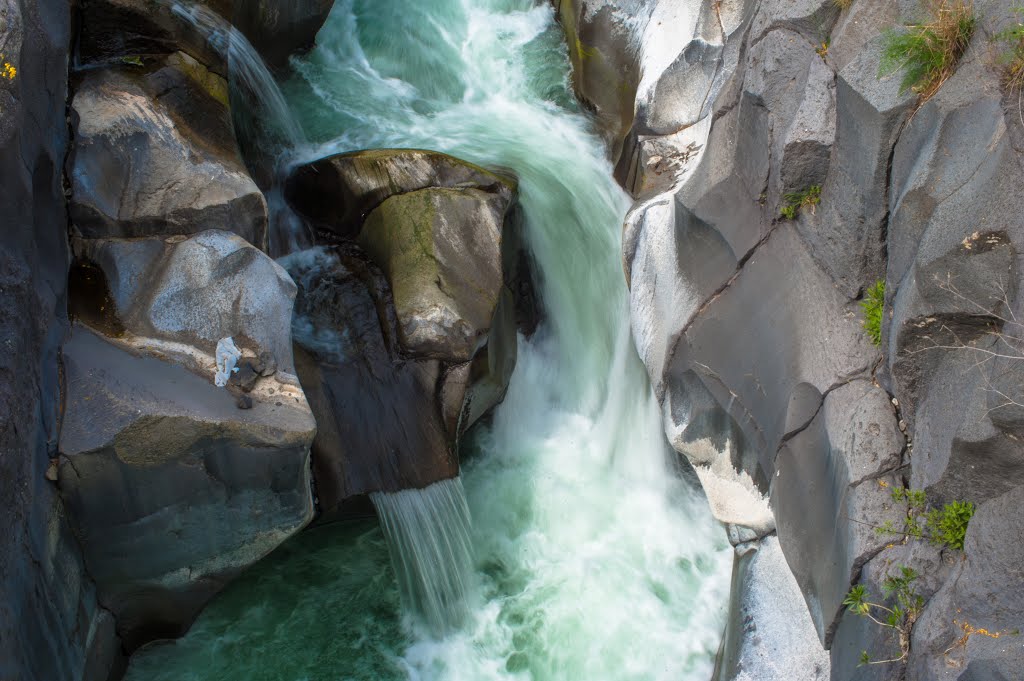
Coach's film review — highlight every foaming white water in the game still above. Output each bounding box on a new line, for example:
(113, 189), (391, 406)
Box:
(371, 478), (476, 638)
(286, 0), (733, 678)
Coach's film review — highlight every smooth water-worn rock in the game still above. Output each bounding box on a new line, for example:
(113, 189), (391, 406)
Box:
(284, 148), (515, 241)
(68, 56), (267, 247)
(358, 187), (506, 361)
(73, 230), (298, 374)
(58, 326), (315, 651)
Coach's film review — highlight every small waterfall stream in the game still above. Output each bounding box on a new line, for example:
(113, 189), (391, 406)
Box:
(371, 478), (476, 637)
(125, 2), (734, 679)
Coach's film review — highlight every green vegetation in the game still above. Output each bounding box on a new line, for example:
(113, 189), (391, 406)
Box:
(833, 0), (854, 10)
(779, 185), (821, 220)
(995, 8), (1024, 92)
(845, 566), (923, 665)
(861, 279), (885, 346)
(120, 55), (145, 66)
(876, 486), (976, 551)
(879, 1), (976, 100)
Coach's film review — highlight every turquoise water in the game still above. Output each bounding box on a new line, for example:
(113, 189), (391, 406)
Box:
(125, 1), (732, 679)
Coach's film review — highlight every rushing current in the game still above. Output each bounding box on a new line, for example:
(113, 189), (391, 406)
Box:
(125, 1), (733, 679)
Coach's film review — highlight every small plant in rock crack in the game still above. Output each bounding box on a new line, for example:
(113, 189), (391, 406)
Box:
(861, 279), (885, 346)
(833, 0), (854, 10)
(879, 0), (976, 101)
(779, 185), (821, 219)
(994, 7), (1024, 93)
(875, 486), (976, 550)
(845, 566), (924, 665)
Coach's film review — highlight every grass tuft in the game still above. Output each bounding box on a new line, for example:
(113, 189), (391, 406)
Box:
(995, 8), (1024, 92)
(833, 0), (854, 10)
(879, 0), (976, 101)
(779, 185), (821, 220)
(861, 279), (885, 345)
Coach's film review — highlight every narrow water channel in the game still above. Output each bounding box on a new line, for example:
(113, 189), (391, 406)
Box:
(125, 1), (732, 679)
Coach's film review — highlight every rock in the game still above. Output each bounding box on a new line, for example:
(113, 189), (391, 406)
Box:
(284, 148), (515, 241)
(257, 350), (277, 376)
(68, 55), (267, 247)
(78, 0), (333, 74)
(805, 26), (915, 297)
(58, 326), (315, 651)
(285, 247), (457, 519)
(713, 536), (830, 681)
(235, 394), (253, 409)
(72, 230), (297, 376)
(0, 0), (122, 678)
(907, 486), (1024, 680)
(772, 380), (906, 645)
(358, 187), (507, 361)
(228, 361), (259, 392)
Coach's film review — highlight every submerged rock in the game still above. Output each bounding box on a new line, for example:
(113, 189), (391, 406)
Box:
(68, 54), (267, 247)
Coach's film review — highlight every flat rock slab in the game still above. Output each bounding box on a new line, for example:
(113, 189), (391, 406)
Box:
(58, 326), (315, 651)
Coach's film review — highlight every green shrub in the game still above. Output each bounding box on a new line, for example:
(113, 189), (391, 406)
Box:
(861, 280), (885, 345)
(880, 486), (976, 551)
(779, 185), (821, 220)
(879, 1), (976, 100)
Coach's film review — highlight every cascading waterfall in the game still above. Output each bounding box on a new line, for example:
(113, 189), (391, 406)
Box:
(370, 478), (476, 637)
(124, 1), (733, 679)
(169, 0), (304, 147)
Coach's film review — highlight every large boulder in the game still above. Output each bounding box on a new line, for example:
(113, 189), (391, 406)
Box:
(60, 229), (315, 650)
(284, 148), (515, 241)
(72, 230), (297, 373)
(358, 187), (506, 361)
(68, 54), (267, 247)
(58, 327), (315, 650)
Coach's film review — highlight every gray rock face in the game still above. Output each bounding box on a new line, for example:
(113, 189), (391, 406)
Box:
(908, 486), (1024, 680)
(773, 380), (905, 644)
(73, 230), (298, 374)
(713, 536), (830, 681)
(58, 326), (315, 651)
(0, 0), (122, 679)
(284, 148), (515, 241)
(68, 56), (267, 247)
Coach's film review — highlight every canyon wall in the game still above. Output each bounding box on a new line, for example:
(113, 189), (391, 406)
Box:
(556, 0), (1024, 679)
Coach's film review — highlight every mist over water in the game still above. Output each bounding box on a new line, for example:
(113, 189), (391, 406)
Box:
(125, 1), (732, 679)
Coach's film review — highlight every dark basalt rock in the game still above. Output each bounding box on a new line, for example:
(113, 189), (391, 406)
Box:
(287, 247), (457, 519)
(284, 148), (516, 241)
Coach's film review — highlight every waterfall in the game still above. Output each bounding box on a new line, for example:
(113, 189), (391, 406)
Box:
(370, 478), (475, 637)
(169, 1), (304, 148)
